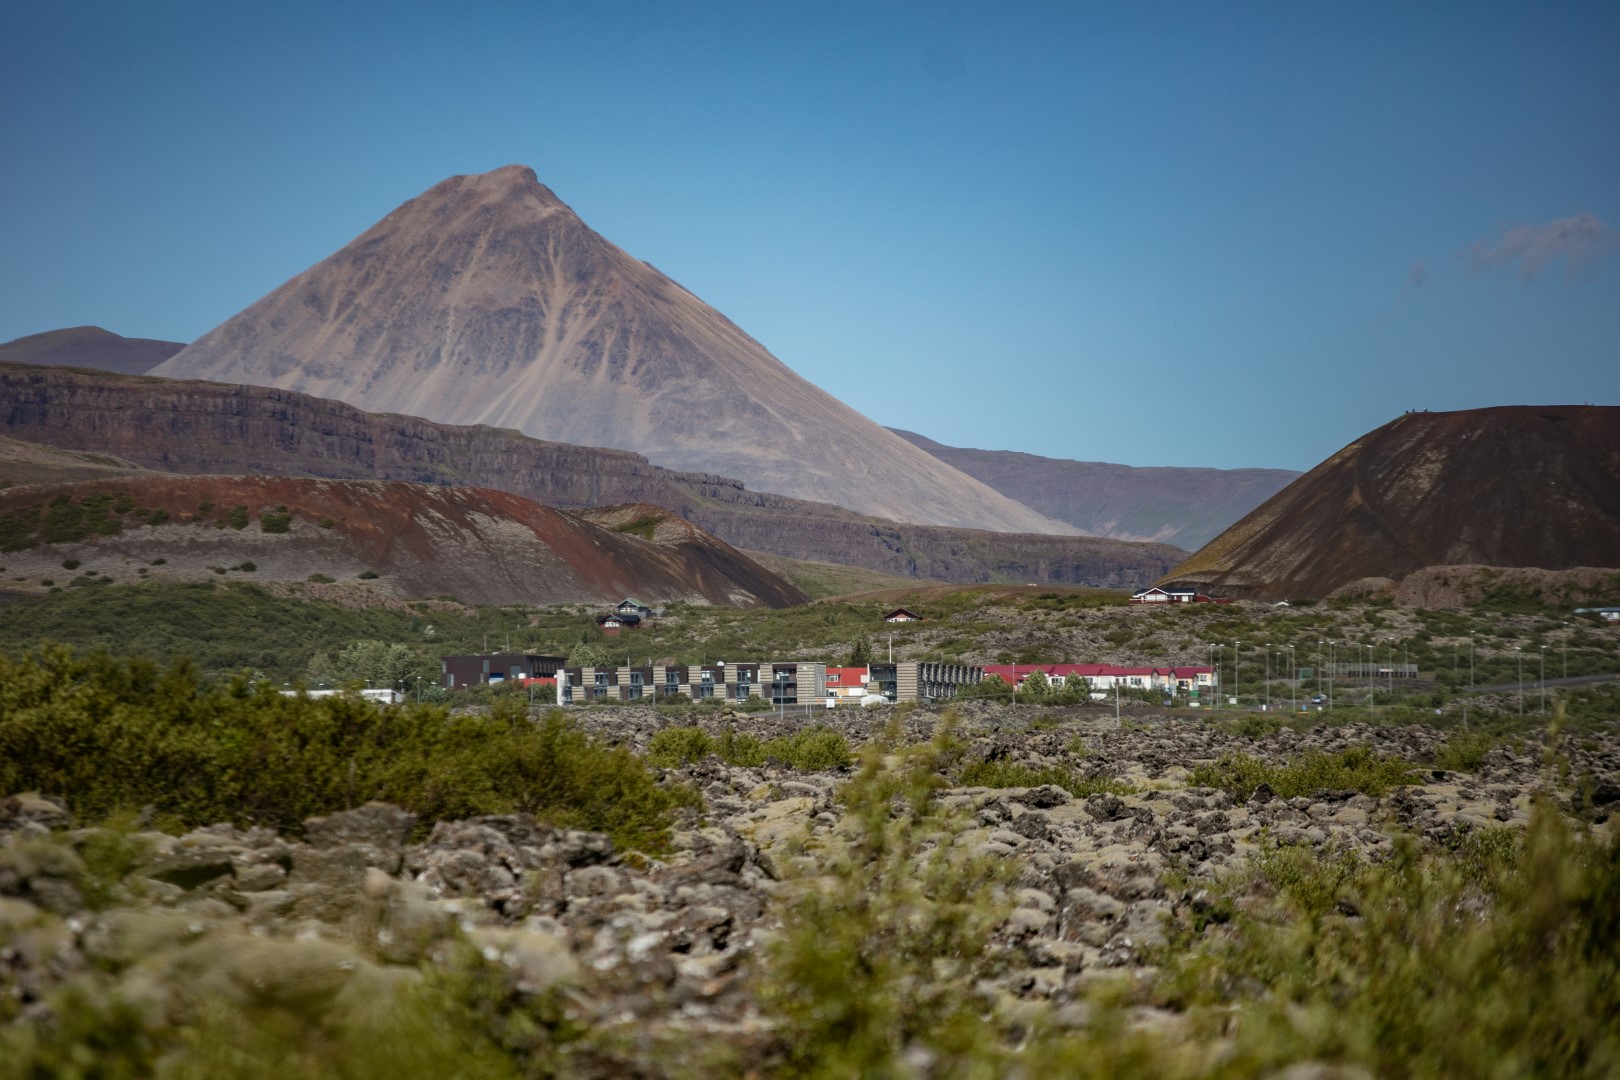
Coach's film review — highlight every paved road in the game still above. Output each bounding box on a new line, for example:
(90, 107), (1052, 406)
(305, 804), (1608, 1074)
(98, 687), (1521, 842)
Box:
(1464, 672), (1620, 694)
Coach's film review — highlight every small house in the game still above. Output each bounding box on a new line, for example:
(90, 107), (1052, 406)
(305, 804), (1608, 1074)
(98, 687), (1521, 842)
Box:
(883, 607), (923, 622)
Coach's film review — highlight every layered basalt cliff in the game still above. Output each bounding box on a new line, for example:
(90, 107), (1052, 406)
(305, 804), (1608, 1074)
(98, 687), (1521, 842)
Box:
(1, 363), (1186, 589)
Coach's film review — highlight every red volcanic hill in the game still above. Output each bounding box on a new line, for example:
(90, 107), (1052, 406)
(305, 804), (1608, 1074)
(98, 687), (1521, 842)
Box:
(1159, 406), (1620, 600)
(148, 165), (1070, 536)
(1, 362), (1186, 590)
(0, 476), (806, 609)
(0, 326), (184, 375)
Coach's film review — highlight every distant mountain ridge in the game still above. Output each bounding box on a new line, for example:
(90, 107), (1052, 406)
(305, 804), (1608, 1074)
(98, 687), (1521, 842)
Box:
(1159, 406), (1620, 600)
(149, 165), (1072, 536)
(0, 326), (183, 375)
(889, 428), (1299, 550)
(1, 362), (1185, 590)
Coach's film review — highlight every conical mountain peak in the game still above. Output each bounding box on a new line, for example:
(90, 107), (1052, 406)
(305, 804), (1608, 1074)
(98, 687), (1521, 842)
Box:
(152, 171), (1076, 534)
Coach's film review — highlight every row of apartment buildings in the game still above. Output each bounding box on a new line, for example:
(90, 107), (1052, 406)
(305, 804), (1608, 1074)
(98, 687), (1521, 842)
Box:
(437, 654), (1217, 706)
(552, 660), (984, 706)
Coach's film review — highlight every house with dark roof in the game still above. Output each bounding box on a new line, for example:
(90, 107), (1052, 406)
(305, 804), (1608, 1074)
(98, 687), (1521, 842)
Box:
(883, 607), (924, 622)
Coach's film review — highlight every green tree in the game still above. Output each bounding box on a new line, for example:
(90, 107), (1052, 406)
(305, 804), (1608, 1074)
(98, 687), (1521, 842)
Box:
(565, 640), (616, 668)
(1020, 671), (1051, 699)
(848, 634), (871, 667)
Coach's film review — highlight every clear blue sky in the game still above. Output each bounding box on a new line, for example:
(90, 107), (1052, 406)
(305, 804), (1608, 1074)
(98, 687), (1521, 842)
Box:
(3, 1), (1617, 471)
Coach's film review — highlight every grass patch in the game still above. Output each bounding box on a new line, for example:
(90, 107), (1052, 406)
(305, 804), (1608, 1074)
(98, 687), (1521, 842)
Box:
(612, 514), (662, 540)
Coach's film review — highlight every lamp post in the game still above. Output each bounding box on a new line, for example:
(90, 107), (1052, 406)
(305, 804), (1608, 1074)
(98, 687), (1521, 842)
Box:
(1561, 623), (1569, 680)
(1466, 632), (1474, 727)
(1288, 645), (1296, 712)
(1208, 643), (1218, 710)
(1516, 648), (1524, 716)
(1539, 646), (1546, 715)
(1233, 641), (1241, 708)
(1263, 643), (1271, 711)
(1327, 640), (1335, 710)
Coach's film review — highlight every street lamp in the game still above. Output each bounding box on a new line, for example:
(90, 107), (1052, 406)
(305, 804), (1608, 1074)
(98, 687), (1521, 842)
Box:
(1288, 645), (1296, 712)
(1467, 632), (1475, 726)
(1208, 643), (1218, 710)
(1327, 640), (1335, 710)
(1233, 641), (1241, 708)
(1264, 643), (1271, 711)
(1516, 647), (1524, 716)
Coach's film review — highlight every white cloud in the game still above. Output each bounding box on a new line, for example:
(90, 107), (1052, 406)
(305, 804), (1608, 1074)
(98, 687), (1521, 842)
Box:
(1464, 213), (1620, 282)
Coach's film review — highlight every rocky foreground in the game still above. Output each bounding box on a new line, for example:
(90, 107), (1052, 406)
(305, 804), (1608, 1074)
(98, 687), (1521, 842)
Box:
(3, 703), (1617, 1074)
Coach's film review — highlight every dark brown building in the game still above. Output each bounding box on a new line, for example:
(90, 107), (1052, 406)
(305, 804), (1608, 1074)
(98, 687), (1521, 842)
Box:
(440, 653), (568, 690)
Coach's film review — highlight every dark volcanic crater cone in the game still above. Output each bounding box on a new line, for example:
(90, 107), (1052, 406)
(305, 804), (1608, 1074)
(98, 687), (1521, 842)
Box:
(1159, 405), (1620, 600)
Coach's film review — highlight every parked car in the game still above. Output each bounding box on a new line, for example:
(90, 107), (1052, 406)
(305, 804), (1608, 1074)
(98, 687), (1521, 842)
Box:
(1310, 694), (1328, 705)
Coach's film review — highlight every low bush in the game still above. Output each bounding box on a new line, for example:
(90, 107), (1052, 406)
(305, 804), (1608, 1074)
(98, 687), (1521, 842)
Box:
(956, 759), (1133, 798)
(0, 648), (694, 853)
(646, 724), (851, 772)
(1190, 746), (1420, 801)
(1161, 805), (1620, 1076)
(1431, 730), (1501, 772)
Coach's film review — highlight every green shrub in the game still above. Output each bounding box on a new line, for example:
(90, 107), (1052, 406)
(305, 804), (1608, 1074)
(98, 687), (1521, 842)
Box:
(226, 505), (250, 529)
(762, 715), (1015, 1075)
(957, 759), (1133, 797)
(763, 726), (851, 771)
(61, 559), (80, 570)
(1432, 730), (1501, 773)
(309, 573), (335, 584)
(1162, 805), (1620, 1076)
(259, 511), (293, 534)
(647, 725), (714, 767)
(1190, 746), (1420, 800)
(717, 727), (767, 767)
(646, 725), (849, 771)
(0, 649), (694, 854)
(358, 570), (380, 580)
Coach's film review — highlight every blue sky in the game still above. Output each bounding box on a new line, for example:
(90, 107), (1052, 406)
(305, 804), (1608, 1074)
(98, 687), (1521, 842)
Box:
(3, 1), (1617, 471)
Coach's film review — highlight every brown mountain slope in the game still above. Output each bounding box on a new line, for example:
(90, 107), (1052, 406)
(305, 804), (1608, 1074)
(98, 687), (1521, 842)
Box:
(149, 165), (1072, 535)
(1159, 406), (1620, 600)
(1, 363), (1185, 589)
(0, 477), (805, 608)
(0, 326), (184, 375)
(890, 428), (1300, 550)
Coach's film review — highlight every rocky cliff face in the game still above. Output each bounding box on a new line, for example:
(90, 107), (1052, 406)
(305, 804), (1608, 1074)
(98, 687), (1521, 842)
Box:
(0, 475), (807, 608)
(891, 428), (1300, 550)
(1160, 406), (1620, 600)
(148, 165), (1071, 535)
(2, 363), (1185, 588)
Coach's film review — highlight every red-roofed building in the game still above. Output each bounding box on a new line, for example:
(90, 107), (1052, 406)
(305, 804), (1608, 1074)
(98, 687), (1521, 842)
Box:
(824, 666), (870, 705)
(980, 663), (1214, 695)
